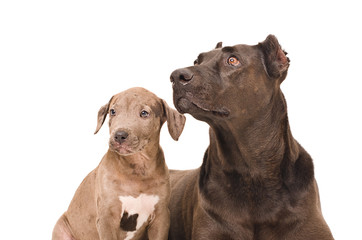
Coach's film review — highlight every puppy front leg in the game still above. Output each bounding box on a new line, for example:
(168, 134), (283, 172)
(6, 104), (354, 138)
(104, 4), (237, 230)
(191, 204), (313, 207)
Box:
(96, 205), (121, 240)
(96, 216), (118, 240)
(147, 206), (170, 240)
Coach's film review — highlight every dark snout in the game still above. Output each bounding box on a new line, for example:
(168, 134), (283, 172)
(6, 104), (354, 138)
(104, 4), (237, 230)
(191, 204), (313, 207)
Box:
(170, 63), (230, 120)
(114, 131), (129, 144)
(170, 68), (194, 85)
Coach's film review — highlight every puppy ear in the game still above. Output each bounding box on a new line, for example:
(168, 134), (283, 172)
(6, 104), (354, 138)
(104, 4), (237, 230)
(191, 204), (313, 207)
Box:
(215, 42), (223, 49)
(94, 96), (113, 134)
(161, 99), (186, 141)
(259, 34), (290, 82)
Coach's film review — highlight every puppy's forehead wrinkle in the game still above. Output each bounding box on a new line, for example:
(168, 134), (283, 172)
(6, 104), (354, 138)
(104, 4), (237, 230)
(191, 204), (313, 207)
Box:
(113, 99), (155, 112)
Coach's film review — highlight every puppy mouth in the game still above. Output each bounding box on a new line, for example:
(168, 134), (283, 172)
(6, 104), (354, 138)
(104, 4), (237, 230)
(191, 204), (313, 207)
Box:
(109, 140), (136, 155)
(176, 94), (230, 117)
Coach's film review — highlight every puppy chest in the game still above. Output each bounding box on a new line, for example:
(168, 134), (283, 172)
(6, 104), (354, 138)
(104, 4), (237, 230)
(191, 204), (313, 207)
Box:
(119, 194), (159, 239)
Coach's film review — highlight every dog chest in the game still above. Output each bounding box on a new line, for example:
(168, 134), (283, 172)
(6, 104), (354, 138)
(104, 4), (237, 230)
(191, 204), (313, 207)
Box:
(119, 194), (159, 239)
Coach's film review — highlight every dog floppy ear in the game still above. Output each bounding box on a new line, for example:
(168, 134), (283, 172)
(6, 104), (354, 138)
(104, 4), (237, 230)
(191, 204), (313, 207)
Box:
(259, 34), (290, 82)
(94, 96), (113, 134)
(161, 99), (186, 141)
(215, 42), (223, 49)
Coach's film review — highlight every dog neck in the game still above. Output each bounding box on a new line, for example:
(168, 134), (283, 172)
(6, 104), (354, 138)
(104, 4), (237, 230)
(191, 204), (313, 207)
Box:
(106, 142), (165, 178)
(204, 90), (300, 181)
(199, 90), (316, 220)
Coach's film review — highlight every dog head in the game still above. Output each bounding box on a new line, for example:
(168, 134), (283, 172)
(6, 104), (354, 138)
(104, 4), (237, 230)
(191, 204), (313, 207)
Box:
(170, 35), (289, 126)
(94, 87), (186, 156)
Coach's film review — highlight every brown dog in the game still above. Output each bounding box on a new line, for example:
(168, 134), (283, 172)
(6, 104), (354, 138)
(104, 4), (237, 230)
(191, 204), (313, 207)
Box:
(169, 35), (334, 239)
(52, 87), (185, 240)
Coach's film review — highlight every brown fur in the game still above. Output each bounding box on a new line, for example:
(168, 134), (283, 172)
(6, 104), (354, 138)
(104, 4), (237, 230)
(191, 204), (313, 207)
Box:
(52, 87), (185, 240)
(169, 35), (334, 239)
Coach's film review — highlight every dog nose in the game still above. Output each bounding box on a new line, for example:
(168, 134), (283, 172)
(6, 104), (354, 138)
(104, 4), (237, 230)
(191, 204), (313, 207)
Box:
(114, 131), (129, 144)
(170, 68), (194, 85)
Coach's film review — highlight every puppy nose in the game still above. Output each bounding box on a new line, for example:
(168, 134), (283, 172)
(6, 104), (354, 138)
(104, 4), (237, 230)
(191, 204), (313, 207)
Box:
(170, 68), (194, 85)
(114, 131), (129, 144)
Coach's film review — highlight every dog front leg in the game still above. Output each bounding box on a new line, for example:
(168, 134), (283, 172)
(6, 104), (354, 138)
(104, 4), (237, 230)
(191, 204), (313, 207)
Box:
(147, 206), (170, 240)
(96, 206), (120, 240)
(96, 217), (118, 240)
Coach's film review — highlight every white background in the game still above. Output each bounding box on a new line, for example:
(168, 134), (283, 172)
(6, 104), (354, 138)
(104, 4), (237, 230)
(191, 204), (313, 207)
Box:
(1, 0), (361, 239)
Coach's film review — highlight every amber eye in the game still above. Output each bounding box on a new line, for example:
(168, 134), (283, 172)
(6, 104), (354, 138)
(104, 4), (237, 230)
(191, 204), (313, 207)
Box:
(140, 110), (150, 118)
(227, 56), (240, 66)
(110, 109), (116, 116)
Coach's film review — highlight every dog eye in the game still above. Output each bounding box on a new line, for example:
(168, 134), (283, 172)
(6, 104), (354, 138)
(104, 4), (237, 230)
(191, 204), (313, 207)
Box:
(227, 56), (240, 66)
(140, 110), (150, 118)
(110, 109), (116, 116)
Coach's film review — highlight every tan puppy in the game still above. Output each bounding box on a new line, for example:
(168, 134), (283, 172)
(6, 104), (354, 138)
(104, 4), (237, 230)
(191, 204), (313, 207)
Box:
(52, 87), (186, 240)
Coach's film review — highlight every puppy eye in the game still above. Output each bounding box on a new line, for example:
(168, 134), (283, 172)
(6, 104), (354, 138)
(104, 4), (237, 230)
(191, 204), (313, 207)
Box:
(227, 56), (240, 66)
(140, 110), (150, 118)
(110, 109), (116, 116)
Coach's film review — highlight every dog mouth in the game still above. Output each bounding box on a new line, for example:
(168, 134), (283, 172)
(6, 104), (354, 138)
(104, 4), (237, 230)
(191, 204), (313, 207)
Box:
(110, 141), (135, 155)
(109, 139), (138, 156)
(176, 94), (230, 117)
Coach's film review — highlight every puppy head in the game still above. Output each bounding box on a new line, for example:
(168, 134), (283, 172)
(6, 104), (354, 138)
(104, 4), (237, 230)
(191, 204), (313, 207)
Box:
(94, 87), (186, 156)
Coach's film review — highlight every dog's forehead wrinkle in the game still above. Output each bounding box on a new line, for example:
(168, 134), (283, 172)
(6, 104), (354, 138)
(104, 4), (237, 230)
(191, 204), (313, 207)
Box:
(221, 46), (235, 53)
(223, 44), (257, 56)
(198, 49), (221, 63)
(114, 96), (157, 114)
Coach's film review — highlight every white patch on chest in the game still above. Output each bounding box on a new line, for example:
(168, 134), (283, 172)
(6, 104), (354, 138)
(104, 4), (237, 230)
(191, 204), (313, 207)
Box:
(119, 194), (159, 240)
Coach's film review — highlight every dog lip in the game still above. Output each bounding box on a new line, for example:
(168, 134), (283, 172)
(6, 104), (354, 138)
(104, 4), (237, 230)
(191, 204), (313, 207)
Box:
(190, 100), (211, 112)
(176, 96), (230, 117)
(110, 140), (134, 155)
(175, 97), (190, 114)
